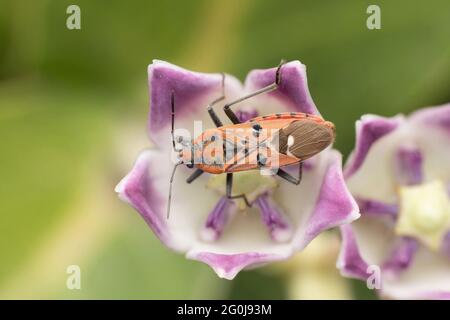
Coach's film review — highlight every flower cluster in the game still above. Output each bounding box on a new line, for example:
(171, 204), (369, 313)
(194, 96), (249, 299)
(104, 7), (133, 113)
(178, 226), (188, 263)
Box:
(116, 60), (449, 299)
(338, 105), (450, 299)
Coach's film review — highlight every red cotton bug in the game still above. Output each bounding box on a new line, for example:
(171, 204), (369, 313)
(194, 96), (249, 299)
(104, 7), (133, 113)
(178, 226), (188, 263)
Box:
(167, 60), (336, 218)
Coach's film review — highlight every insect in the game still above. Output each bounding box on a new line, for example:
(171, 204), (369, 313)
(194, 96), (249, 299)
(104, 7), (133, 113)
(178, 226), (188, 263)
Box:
(167, 61), (336, 218)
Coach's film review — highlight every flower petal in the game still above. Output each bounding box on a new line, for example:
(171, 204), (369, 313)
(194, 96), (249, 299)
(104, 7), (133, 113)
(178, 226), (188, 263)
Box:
(115, 150), (171, 247)
(148, 60), (243, 146)
(346, 111), (450, 201)
(201, 197), (236, 242)
(337, 225), (369, 280)
(356, 197), (398, 219)
(381, 245), (450, 299)
(255, 193), (293, 243)
(296, 150), (360, 249)
(408, 106), (450, 182)
(410, 103), (450, 135)
(236, 109), (258, 122)
(244, 60), (319, 115)
(116, 149), (225, 252)
(344, 114), (404, 179)
(394, 145), (423, 185)
(383, 237), (418, 275)
(347, 215), (398, 266)
(441, 231), (450, 258)
(186, 251), (289, 280)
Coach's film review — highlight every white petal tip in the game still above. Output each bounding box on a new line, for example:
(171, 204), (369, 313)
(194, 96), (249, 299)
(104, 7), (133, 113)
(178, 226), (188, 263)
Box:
(347, 210), (361, 223)
(214, 268), (238, 280)
(200, 227), (220, 243)
(271, 227), (294, 243)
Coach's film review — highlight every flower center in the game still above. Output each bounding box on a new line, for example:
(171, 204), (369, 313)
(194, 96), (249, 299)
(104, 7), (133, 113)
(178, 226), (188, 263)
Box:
(207, 170), (278, 210)
(396, 180), (450, 251)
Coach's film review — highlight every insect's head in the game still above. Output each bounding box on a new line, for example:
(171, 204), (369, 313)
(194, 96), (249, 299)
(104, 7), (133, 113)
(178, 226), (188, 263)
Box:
(173, 135), (194, 168)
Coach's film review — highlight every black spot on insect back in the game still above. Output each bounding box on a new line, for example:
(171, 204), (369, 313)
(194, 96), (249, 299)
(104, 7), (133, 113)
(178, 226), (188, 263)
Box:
(252, 123), (262, 137)
(252, 123), (262, 131)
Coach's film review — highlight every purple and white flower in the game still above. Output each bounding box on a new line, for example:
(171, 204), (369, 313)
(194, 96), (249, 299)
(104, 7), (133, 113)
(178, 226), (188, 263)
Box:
(338, 104), (450, 299)
(116, 60), (359, 279)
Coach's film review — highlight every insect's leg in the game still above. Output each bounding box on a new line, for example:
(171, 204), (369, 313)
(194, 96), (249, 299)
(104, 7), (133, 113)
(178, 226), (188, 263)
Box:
(207, 73), (226, 127)
(226, 173), (251, 207)
(223, 59), (286, 124)
(277, 161), (303, 185)
(186, 168), (204, 184)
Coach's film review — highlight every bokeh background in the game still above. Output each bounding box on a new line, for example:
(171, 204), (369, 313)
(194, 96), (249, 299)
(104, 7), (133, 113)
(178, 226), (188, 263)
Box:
(0, 0), (449, 299)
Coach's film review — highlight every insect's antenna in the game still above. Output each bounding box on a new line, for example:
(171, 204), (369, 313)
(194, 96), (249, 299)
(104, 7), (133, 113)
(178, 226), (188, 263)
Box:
(171, 90), (176, 150)
(168, 90), (183, 219)
(167, 160), (183, 219)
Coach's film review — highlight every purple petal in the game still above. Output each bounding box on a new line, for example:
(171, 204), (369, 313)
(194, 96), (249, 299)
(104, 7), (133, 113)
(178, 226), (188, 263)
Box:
(255, 193), (292, 242)
(147, 60), (241, 144)
(187, 251), (287, 280)
(442, 232), (450, 258)
(201, 197), (235, 242)
(420, 291), (450, 299)
(383, 237), (418, 275)
(394, 145), (423, 186)
(236, 109), (258, 122)
(356, 197), (398, 219)
(244, 60), (319, 115)
(380, 247), (450, 299)
(299, 150), (360, 248)
(337, 225), (370, 280)
(115, 151), (171, 247)
(410, 103), (450, 135)
(344, 115), (403, 179)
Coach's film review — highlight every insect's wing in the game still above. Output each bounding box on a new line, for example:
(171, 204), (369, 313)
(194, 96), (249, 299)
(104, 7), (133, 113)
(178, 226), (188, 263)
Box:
(279, 120), (335, 160)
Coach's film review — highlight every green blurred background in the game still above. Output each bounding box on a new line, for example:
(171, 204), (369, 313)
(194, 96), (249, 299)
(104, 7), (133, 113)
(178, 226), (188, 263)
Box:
(0, 0), (449, 299)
